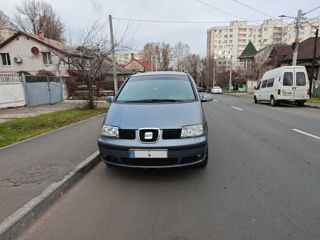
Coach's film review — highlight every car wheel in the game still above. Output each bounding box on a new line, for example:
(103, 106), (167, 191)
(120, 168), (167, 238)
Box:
(254, 96), (258, 103)
(196, 150), (208, 168)
(270, 96), (277, 107)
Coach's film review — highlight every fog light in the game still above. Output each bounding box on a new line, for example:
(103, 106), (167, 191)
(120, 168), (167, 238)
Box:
(197, 154), (204, 160)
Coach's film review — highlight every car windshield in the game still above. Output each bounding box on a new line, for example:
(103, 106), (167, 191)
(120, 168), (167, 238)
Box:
(214, 87), (221, 89)
(116, 74), (196, 102)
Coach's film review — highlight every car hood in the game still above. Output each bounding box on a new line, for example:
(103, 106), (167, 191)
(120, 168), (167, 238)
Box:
(104, 101), (203, 129)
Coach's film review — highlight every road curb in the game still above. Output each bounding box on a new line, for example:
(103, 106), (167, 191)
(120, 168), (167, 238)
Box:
(0, 151), (100, 240)
(305, 104), (320, 109)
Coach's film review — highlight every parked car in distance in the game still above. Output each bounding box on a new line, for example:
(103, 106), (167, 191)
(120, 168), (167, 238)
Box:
(254, 66), (310, 106)
(98, 71), (213, 168)
(211, 86), (223, 94)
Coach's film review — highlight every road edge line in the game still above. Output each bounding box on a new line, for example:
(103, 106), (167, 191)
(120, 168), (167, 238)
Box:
(0, 113), (105, 151)
(0, 150), (100, 240)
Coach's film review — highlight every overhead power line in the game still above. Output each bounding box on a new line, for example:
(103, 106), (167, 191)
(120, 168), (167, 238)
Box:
(303, 6), (320, 16)
(196, 0), (246, 20)
(231, 0), (275, 19)
(112, 17), (266, 24)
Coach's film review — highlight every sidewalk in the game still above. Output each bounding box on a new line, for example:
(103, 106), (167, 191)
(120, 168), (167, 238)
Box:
(0, 114), (105, 223)
(0, 100), (109, 123)
(223, 92), (320, 109)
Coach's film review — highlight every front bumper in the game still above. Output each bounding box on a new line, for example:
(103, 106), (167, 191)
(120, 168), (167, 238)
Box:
(98, 135), (208, 168)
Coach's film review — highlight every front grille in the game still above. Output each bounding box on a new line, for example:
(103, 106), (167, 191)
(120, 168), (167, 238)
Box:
(119, 129), (136, 139)
(139, 129), (159, 143)
(121, 158), (178, 166)
(162, 129), (181, 139)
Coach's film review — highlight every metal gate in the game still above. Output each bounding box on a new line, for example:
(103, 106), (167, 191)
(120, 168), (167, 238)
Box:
(22, 74), (63, 106)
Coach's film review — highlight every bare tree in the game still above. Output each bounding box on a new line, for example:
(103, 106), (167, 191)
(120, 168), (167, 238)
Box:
(172, 42), (190, 71)
(183, 54), (202, 84)
(140, 42), (172, 70)
(14, 0), (65, 41)
(0, 10), (16, 29)
(53, 22), (129, 109)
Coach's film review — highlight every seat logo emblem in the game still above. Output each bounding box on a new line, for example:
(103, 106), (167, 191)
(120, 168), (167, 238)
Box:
(145, 132), (153, 140)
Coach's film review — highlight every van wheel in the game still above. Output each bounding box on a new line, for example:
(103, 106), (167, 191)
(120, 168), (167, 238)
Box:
(297, 101), (304, 107)
(270, 96), (277, 107)
(254, 96), (258, 103)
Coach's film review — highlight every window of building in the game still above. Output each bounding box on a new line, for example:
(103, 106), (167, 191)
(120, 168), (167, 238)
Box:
(224, 35), (228, 38)
(229, 29), (233, 32)
(283, 72), (293, 86)
(42, 52), (52, 64)
(296, 72), (306, 86)
(229, 34), (233, 37)
(264, 27), (268, 31)
(1, 53), (11, 65)
(219, 29), (222, 33)
(229, 40), (232, 43)
(264, 39), (268, 42)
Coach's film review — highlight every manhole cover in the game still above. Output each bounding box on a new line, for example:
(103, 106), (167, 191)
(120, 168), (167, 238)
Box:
(9, 165), (60, 185)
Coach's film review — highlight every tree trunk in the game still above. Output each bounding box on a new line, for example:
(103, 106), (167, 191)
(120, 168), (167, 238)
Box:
(87, 78), (95, 109)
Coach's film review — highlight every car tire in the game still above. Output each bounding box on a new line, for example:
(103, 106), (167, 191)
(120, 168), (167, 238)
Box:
(254, 96), (258, 103)
(270, 96), (277, 107)
(196, 150), (208, 168)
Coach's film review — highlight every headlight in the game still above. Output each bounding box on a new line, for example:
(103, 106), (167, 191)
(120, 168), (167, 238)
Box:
(181, 124), (204, 138)
(101, 125), (119, 138)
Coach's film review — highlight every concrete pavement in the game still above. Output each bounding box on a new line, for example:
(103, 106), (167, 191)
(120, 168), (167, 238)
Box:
(0, 100), (109, 123)
(0, 113), (106, 225)
(16, 94), (320, 240)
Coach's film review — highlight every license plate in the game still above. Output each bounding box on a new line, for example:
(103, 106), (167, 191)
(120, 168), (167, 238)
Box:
(129, 149), (168, 158)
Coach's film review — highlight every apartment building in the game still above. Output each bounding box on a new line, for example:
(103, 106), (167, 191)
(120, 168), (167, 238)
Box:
(207, 18), (320, 67)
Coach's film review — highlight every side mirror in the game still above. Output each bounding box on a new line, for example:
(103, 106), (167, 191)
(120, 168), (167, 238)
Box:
(200, 93), (213, 102)
(254, 86), (257, 90)
(106, 96), (114, 103)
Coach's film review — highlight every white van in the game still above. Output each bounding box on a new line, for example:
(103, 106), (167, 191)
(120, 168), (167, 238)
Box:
(254, 66), (310, 106)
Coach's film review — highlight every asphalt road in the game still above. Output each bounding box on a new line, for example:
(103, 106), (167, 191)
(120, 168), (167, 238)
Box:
(17, 94), (320, 240)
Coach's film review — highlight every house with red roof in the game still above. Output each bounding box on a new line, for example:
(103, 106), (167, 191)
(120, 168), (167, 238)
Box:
(123, 53), (156, 72)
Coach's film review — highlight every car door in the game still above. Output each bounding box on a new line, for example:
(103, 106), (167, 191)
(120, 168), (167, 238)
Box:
(294, 70), (309, 99)
(281, 70), (294, 100)
(255, 82), (262, 100)
(260, 80), (268, 100)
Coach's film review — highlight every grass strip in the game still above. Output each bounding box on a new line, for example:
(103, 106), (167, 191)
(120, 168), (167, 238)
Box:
(307, 97), (320, 104)
(0, 108), (107, 148)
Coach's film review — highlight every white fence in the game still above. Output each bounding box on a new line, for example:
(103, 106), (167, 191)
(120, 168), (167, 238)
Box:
(0, 74), (26, 108)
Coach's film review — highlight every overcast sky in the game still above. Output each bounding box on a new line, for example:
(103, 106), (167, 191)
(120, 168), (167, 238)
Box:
(1, 0), (320, 57)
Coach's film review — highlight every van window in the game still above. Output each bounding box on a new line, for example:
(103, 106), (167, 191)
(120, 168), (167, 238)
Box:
(283, 72), (293, 86)
(267, 78), (274, 87)
(296, 72), (306, 86)
(261, 80), (268, 88)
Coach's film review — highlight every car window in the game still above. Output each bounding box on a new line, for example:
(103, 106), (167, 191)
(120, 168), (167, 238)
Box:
(267, 78), (274, 88)
(296, 72), (306, 86)
(261, 80), (268, 88)
(116, 74), (196, 102)
(283, 72), (293, 86)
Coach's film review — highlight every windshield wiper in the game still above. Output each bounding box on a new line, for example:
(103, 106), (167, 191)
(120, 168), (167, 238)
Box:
(125, 99), (184, 103)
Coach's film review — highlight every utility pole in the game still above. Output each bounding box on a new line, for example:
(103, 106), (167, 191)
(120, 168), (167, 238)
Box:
(229, 56), (232, 92)
(292, 10), (303, 66)
(108, 15), (118, 92)
(310, 28), (318, 97)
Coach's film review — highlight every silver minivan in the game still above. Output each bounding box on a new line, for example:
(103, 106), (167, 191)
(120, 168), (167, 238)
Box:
(98, 71), (213, 168)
